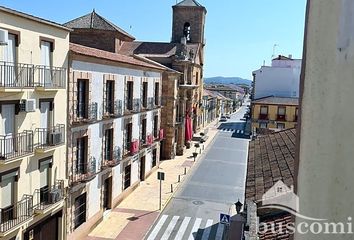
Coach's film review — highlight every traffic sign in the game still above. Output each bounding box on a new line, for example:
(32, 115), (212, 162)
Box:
(220, 213), (231, 225)
(157, 171), (165, 180)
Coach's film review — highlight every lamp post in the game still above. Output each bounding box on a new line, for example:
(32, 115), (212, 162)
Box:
(235, 199), (243, 214)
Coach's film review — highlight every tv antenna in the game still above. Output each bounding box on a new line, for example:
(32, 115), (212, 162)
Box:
(272, 44), (279, 59)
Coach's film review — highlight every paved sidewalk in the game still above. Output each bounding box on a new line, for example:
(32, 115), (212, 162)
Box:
(85, 120), (220, 240)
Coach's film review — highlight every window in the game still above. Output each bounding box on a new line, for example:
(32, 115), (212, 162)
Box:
(277, 187), (283, 193)
(104, 129), (113, 161)
(142, 82), (148, 108)
(124, 165), (131, 190)
(154, 82), (160, 106)
(277, 123), (285, 130)
(295, 108), (299, 121)
(183, 22), (191, 41)
(77, 79), (88, 118)
(106, 80), (115, 114)
(152, 149), (157, 168)
(76, 137), (88, 174)
(39, 158), (52, 204)
(125, 123), (132, 153)
(153, 115), (158, 138)
(260, 106), (268, 114)
(259, 122), (268, 129)
(278, 106), (286, 116)
(126, 81), (133, 111)
(0, 168), (19, 223)
(74, 193), (86, 229)
(3, 34), (17, 63)
(141, 118), (147, 144)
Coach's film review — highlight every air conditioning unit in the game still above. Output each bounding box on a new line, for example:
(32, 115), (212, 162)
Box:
(25, 99), (36, 112)
(0, 29), (8, 46)
(49, 188), (62, 203)
(48, 132), (62, 145)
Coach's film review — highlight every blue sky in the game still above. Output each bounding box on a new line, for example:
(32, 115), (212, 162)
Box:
(1, 0), (306, 79)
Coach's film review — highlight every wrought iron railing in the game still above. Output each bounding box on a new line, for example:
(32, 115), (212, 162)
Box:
(36, 66), (66, 88)
(175, 115), (184, 123)
(103, 146), (121, 168)
(132, 99), (141, 113)
(0, 131), (33, 161)
(73, 156), (96, 183)
(34, 180), (64, 211)
(75, 102), (98, 122)
(147, 97), (154, 110)
(0, 61), (34, 88)
(35, 124), (65, 149)
(104, 100), (123, 117)
(0, 195), (33, 233)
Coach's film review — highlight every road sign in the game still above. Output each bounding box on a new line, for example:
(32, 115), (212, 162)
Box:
(220, 213), (231, 225)
(157, 171), (165, 180)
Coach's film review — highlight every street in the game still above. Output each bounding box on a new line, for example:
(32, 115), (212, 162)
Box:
(145, 103), (250, 240)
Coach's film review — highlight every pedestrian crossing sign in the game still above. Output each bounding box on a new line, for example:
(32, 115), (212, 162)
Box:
(220, 213), (230, 225)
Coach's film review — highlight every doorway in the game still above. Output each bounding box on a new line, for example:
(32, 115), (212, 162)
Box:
(103, 177), (112, 210)
(140, 156), (146, 181)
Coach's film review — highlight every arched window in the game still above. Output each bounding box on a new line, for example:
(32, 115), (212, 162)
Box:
(183, 22), (191, 42)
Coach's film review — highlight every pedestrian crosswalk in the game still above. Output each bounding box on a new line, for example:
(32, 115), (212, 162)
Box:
(146, 215), (225, 240)
(219, 128), (244, 134)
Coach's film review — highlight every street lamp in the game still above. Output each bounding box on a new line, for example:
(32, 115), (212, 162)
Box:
(235, 199), (243, 214)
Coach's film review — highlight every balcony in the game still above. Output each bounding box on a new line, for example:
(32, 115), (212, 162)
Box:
(35, 66), (66, 90)
(147, 97), (154, 110)
(73, 102), (98, 123)
(0, 131), (34, 163)
(35, 124), (65, 152)
(178, 78), (198, 89)
(33, 180), (64, 214)
(258, 113), (269, 120)
(0, 61), (34, 91)
(141, 134), (153, 148)
(276, 114), (286, 121)
(129, 139), (139, 155)
(103, 100), (123, 118)
(102, 146), (121, 168)
(0, 195), (33, 235)
(73, 157), (97, 183)
(131, 99), (141, 113)
(175, 115), (184, 125)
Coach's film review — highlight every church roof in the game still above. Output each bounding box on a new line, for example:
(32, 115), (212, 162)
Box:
(64, 10), (134, 40)
(175, 0), (203, 7)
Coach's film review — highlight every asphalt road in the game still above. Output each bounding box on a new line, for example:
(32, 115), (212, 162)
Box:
(145, 103), (250, 240)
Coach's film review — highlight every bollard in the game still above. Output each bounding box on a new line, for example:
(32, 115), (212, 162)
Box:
(184, 167), (187, 175)
(171, 184), (173, 193)
(202, 144), (205, 150)
(199, 148), (202, 154)
(178, 175), (181, 183)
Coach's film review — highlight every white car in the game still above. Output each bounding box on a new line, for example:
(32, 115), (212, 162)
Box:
(220, 116), (227, 122)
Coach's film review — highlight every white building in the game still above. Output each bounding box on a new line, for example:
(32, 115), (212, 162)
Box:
(252, 55), (301, 99)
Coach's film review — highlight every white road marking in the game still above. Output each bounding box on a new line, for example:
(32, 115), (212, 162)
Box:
(146, 214), (168, 240)
(174, 216), (191, 240)
(215, 223), (225, 240)
(201, 219), (214, 240)
(188, 218), (202, 240)
(161, 216), (180, 240)
(241, 130), (244, 134)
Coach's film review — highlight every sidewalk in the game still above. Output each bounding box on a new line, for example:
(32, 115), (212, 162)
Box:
(85, 120), (220, 240)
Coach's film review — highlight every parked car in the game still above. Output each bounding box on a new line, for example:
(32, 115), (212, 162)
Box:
(226, 114), (231, 119)
(220, 116), (227, 122)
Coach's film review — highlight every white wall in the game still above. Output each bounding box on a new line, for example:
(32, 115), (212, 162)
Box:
(253, 59), (301, 99)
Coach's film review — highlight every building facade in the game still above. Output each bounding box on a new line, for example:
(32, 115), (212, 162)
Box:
(120, 0), (206, 157)
(251, 96), (298, 132)
(64, 14), (164, 239)
(252, 55), (301, 99)
(295, 1), (354, 239)
(0, 6), (69, 240)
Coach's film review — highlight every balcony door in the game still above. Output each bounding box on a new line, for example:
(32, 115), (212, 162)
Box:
(39, 162), (50, 205)
(40, 102), (52, 145)
(77, 80), (88, 118)
(0, 175), (15, 223)
(40, 41), (52, 86)
(2, 34), (16, 87)
(0, 104), (15, 157)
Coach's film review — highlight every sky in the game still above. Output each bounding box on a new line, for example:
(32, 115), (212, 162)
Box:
(1, 0), (307, 79)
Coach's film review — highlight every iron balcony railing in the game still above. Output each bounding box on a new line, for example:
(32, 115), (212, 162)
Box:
(0, 195), (33, 233)
(104, 100), (123, 117)
(175, 115), (184, 124)
(126, 98), (133, 111)
(0, 61), (34, 88)
(103, 146), (121, 168)
(132, 99), (141, 113)
(75, 102), (98, 123)
(35, 124), (65, 149)
(147, 97), (154, 110)
(258, 113), (269, 120)
(73, 156), (96, 183)
(36, 66), (66, 89)
(34, 180), (64, 211)
(0, 131), (33, 161)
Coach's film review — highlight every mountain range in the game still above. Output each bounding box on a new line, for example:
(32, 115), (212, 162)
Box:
(204, 76), (252, 86)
